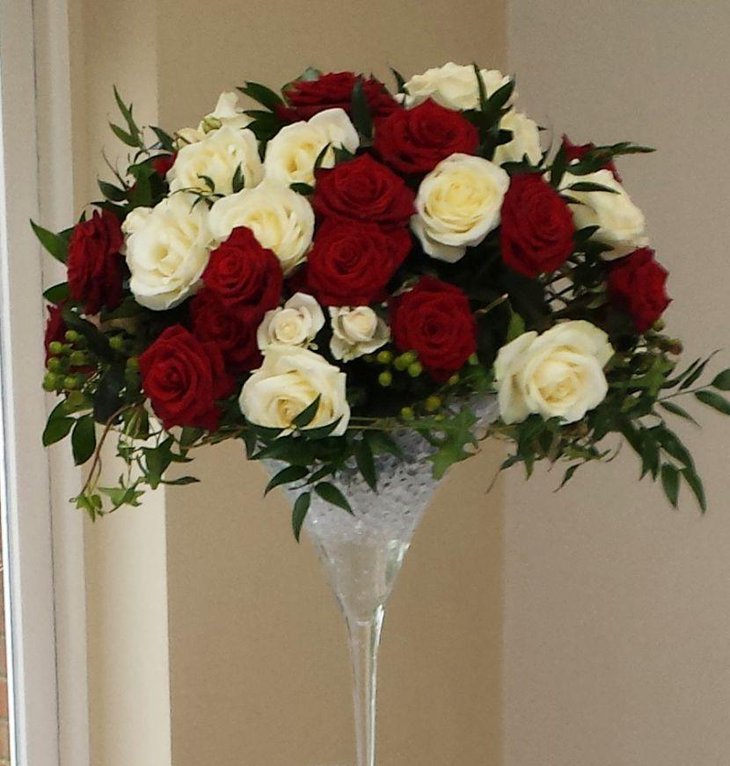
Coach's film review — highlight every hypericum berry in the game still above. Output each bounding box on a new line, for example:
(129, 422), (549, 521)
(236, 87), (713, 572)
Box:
(43, 372), (60, 391)
(126, 357), (139, 371)
(394, 350), (417, 371)
(378, 370), (393, 387)
(48, 341), (66, 356)
(407, 361), (423, 378)
(69, 351), (88, 367)
(468, 353), (479, 366)
(109, 335), (126, 351)
(424, 395), (441, 412)
(63, 375), (81, 390)
(47, 357), (63, 373)
(64, 330), (81, 344)
(376, 350), (393, 365)
(400, 406), (415, 420)
(66, 391), (86, 409)
(447, 373), (460, 385)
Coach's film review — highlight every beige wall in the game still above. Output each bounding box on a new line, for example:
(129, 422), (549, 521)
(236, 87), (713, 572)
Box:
(70, 2), (507, 765)
(506, 2), (730, 764)
(158, 3), (506, 764)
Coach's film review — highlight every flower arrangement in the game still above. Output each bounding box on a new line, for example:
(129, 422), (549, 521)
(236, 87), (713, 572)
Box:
(36, 62), (730, 536)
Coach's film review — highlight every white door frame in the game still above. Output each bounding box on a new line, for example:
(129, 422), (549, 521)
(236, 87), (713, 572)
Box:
(0, 1), (89, 764)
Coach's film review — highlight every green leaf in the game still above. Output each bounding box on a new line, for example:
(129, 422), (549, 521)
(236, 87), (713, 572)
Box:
(150, 126), (175, 152)
(239, 81), (285, 111)
(567, 181), (619, 194)
(71, 416), (96, 465)
(651, 426), (695, 469)
(473, 63), (488, 112)
(293, 395), (321, 429)
(711, 369), (730, 391)
(197, 174), (216, 192)
(232, 163), (245, 194)
(162, 476), (200, 487)
(350, 78), (373, 139)
(109, 122), (139, 147)
(93, 364), (125, 423)
(98, 179), (128, 202)
(31, 220), (69, 263)
(43, 282), (70, 304)
(695, 390), (730, 415)
(658, 400), (699, 426)
(661, 464), (680, 508)
(42, 414), (75, 446)
(354, 438), (377, 491)
(549, 142), (568, 188)
(390, 67), (407, 93)
(265, 465), (309, 495)
(292, 492), (311, 542)
(364, 429), (404, 459)
(681, 467), (707, 513)
(180, 427), (204, 448)
(313, 142), (332, 172)
(113, 86), (141, 144)
(506, 310), (526, 341)
(315, 481), (352, 513)
(289, 182), (314, 195)
(679, 354), (717, 390)
(557, 463), (581, 490)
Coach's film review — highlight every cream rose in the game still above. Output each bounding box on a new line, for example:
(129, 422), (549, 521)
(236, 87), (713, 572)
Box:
(167, 124), (263, 195)
(123, 192), (214, 311)
(561, 169), (648, 259)
(403, 62), (513, 110)
(257, 293), (325, 351)
(492, 110), (542, 166)
(329, 306), (390, 362)
(208, 180), (315, 274)
(494, 320), (614, 425)
(411, 153), (510, 263)
(263, 108), (359, 186)
(239, 345), (350, 435)
(175, 91), (252, 145)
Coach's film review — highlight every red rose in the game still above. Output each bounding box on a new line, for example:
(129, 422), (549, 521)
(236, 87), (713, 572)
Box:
(202, 227), (283, 310)
(374, 99), (479, 175)
(44, 303), (67, 363)
(562, 135), (621, 182)
(608, 248), (671, 332)
(139, 325), (235, 431)
(151, 153), (176, 178)
(278, 72), (399, 122)
(307, 219), (411, 306)
(190, 289), (262, 374)
(390, 276), (476, 381)
(500, 173), (575, 277)
(67, 209), (124, 315)
(313, 154), (415, 227)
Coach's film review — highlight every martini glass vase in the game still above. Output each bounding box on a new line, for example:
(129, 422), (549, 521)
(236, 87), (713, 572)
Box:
(269, 429), (440, 766)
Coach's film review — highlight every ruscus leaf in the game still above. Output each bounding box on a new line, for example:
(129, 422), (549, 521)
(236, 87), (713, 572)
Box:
(292, 492), (311, 542)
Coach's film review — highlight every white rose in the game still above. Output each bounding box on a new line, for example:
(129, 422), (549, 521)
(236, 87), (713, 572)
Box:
(240, 345), (350, 435)
(123, 192), (213, 310)
(561, 169), (648, 259)
(257, 293), (325, 351)
(494, 320), (614, 425)
(492, 110), (542, 166)
(208, 180), (315, 274)
(167, 124), (263, 195)
(175, 91), (252, 145)
(264, 108), (359, 186)
(403, 62), (513, 110)
(329, 306), (390, 362)
(411, 153), (510, 263)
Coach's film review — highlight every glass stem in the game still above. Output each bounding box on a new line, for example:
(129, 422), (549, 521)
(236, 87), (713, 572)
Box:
(345, 605), (385, 766)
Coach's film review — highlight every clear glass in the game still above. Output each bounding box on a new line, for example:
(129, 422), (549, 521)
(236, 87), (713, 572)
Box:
(303, 430), (438, 766)
(267, 397), (497, 766)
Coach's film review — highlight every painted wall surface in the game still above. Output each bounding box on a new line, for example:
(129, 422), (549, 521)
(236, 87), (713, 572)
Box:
(158, 4), (507, 763)
(506, 3), (730, 764)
